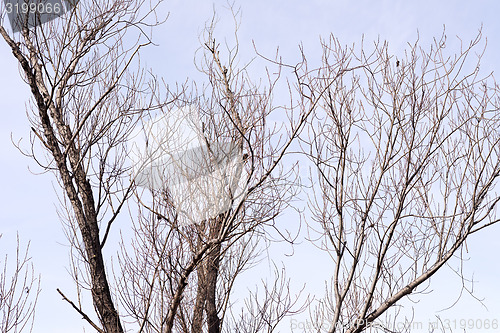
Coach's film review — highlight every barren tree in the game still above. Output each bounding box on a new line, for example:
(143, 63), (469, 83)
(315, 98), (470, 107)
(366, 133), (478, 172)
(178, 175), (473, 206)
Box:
(116, 14), (309, 333)
(0, 235), (40, 333)
(3, 1), (500, 332)
(1, 2), (306, 332)
(299, 32), (500, 332)
(0, 0), (165, 332)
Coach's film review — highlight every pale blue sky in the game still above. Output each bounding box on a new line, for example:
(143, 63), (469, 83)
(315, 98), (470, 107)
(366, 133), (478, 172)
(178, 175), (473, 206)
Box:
(1, 1), (500, 332)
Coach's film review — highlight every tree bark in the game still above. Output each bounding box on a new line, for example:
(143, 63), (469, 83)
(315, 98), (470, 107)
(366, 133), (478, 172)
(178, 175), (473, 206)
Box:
(191, 241), (206, 333)
(205, 215), (223, 333)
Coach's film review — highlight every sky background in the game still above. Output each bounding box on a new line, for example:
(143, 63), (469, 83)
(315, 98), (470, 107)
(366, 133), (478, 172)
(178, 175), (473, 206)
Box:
(1, 1), (500, 332)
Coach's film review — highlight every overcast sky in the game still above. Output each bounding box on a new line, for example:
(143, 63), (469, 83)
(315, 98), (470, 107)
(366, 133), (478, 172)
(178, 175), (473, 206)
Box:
(1, 1), (500, 332)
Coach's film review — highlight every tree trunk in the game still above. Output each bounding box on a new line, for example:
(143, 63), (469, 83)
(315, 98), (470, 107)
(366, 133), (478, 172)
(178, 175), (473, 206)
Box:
(0, 26), (124, 332)
(205, 215), (222, 333)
